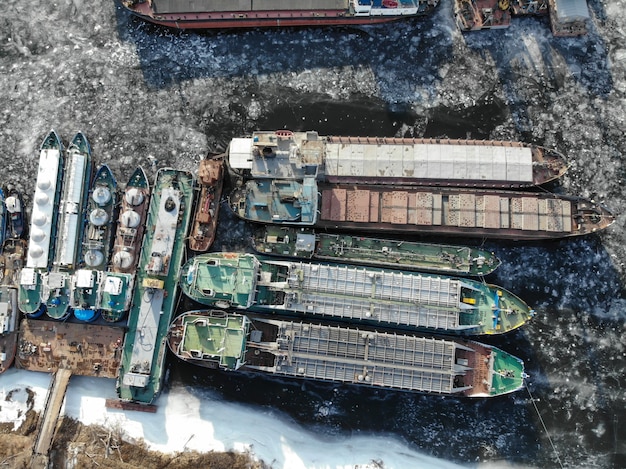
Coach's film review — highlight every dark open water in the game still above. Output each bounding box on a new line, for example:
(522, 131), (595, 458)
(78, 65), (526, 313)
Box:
(2, 0), (625, 467)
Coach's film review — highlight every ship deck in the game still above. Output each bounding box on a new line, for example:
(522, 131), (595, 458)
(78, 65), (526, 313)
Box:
(117, 168), (195, 405)
(313, 232), (501, 275)
(27, 148), (63, 269)
(16, 319), (124, 378)
(100, 272), (134, 322)
(229, 131), (566, 187)
(55, 149), (90, 268)
(232, 178), (318, 224)
(244, 319), (472, 395)
(182, 253), (258, 308)
(152, 0), (348, 13)
(256, 259), (480, 332)
(168, 311), (249, 370)
(111, 167), (150, 274)
(324, 137), (534, 185)
(318, 184), (577, 239)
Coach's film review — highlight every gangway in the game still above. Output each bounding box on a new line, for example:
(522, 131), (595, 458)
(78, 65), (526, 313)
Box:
(30, 368), (72, 468)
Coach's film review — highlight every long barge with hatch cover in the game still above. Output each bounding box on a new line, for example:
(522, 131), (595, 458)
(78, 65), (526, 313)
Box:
(121, 0), (439, 31)
(251, 225), (501, 276)
(167, 310), (528, 397)
(229, 179), (614, 240)
(179, 252), (535, 336)
(227, 130), (569, 188)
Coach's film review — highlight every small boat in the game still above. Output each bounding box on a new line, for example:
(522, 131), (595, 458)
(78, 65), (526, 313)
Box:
(19, 130), (65, 317)
(252, 225), (501, 276)
(168, 310), (528, 398)
(5, 188), (25, 239)
(120, 0), (439, 31)
(227, 130), (569, 188)
(116, 168), (195, 406)
(179, 252), (535, 336)
(0, 239), (26, 373)
(0, 189), (6, 251)
(189, 156), (225, 252)
(82, 164), (118, 270)
(111, 167), (150, 274)
(71, 269), (103, 322)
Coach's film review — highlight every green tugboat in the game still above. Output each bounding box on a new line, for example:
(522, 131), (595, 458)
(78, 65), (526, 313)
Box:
(252, 226), (501, 276)
(168, 310), (528, 397)
(179, 252), (534, 336)
(115, 168), (195, 406)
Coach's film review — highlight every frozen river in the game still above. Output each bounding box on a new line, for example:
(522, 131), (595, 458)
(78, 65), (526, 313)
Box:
(1, 0), (625, 467)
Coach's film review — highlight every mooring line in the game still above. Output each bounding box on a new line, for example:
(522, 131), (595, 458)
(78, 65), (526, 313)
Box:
(525, 382), (564, 469)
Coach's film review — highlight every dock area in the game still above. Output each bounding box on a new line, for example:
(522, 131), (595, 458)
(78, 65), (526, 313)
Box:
(16, 318), (125, 377)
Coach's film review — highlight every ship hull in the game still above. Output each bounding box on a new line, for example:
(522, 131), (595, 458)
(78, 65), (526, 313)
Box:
(315, 184), (615, 241)
(189, 156), (225, 252)
(111, 167), (150, 274)
(179, 252), (535, 336)
(228, 131), (569, 188)
(168, 310), (527, 397)
(82, 164), (118, 271)
(116, 168), (195, 405)
(251, 225), (501, 276)
(122, 0), (437, 30)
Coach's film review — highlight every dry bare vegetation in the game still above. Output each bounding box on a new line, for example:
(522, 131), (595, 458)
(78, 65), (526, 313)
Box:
(0, 412), (267, 469)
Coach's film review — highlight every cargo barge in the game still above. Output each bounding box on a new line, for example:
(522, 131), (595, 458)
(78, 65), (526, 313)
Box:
(167, 310), (528, 397)
(229, 180), (615, 240)
(121, 0), (439, 30)
(251, 225), (501, 276)
(179, 252), (535, 336)
(227, 130), (568, 188)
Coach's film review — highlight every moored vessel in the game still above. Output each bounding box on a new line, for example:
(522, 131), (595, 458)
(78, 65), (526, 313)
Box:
(0, 189), (6, 251)
(252, 225), (501, 276)
(121, 0), (439, 31)
(116, 168), (195, 406)
(5, 187), (25, 240)
(168, 310), (527, 397)
(179, 252), (534, 336)
(19, 130), (64, 317)
(111, 167), (151, 274)
(228, 130), (569, 188)
(315, 183), (615, 240)
(0, 239), (26, 373)
(45, 132), (93, 321)
(230, 181), (615, 240)
(82, 164), (118, 271)
(189, 156), (225, 252)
